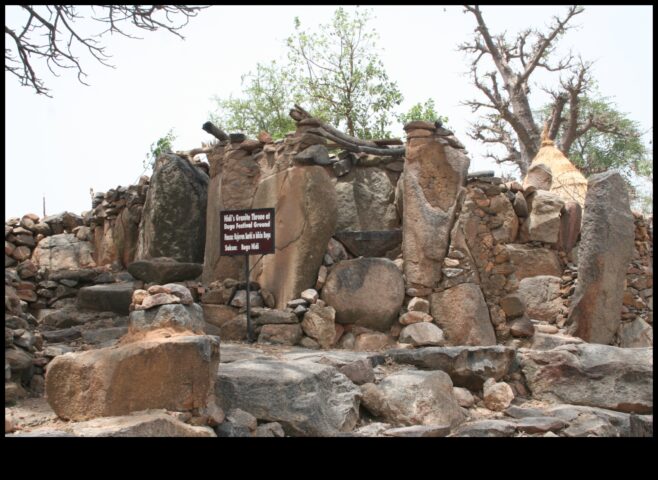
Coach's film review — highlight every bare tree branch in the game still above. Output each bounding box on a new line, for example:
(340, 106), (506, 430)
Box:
(5, 5), (208, 96)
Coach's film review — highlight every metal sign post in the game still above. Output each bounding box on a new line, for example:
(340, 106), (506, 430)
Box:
(220, 208), (275, 343)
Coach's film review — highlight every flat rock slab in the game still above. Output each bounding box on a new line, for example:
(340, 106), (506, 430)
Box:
(71, 411), (215, 437)
(46, 334), (220, 421)
(77, 283), (135, 315)
(127, 257), (203, 284)
(219, 343), (273, 363)
(519, 344), (653, 414)
(384, 345), (515, 390)
(215, 359), (360, 436)
(450, 419), (517, 437)
(514, 416), (567, 434)
(383, 424), (451, 437)
(334, 230), (402, 258)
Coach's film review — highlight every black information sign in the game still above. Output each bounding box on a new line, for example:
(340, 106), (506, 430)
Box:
(220, 208), (275, 256)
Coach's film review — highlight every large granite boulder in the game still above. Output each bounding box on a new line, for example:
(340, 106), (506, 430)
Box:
(32, 234), (96, 271)
(45, 334), (220, 421)
(251, 165), (336, 309)
(430, 283), (496, 346)
(334, 167), (399, 232)
(127, 257), (203, 284)
(360, 370), (465, 428)
(321, 258), (404, 331)
(136, 154), (208, 263)
(518, 344), (652, 414)
(568, 172), (635, 344)
(215, 359), (360, 436)
(402, 130), (469, 290)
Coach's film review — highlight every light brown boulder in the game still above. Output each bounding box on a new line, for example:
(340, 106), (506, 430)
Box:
(505, 244), (562, 280)
(518, 276), (563, 323)
(202, 304), (238, 328)
(252, 165), (337, 309)
(430, 283), (496, 346)
(483, 378), (515, 411)
(321, 257), (404, 331)
(399, 322), (445, 347)
(354, 332), (394, 351)
(526, 190), (564, 244)
(403, 136), (469, 290)
(32, 234), (96, 270)
(45, 333), (220, 421)
(258, 324), (303, 346)
(301, 304), (336, 349)
(360, 370), (465, 428)
(399, 311), (433, 325)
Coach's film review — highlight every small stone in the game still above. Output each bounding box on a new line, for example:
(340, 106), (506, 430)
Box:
(254, 422), (285, 437)
(399, 310), (433, 325)
(535, 324), (559, 334)
(510, 317), (534, 338)
(299, 336), (321, 349)
(407, 297), (430, 314)
(339, 359), (375, 385)
(500, 294), (525, 319)
(301, 288), (319, 304)
(483, 378), (514, 412)
(399, 322), (445, 347)
(453, 387), (475, 408)
(226, 408), (258, 432)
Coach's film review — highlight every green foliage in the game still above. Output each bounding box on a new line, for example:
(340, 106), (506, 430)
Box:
(210, 61), (301, 140)
(398, 99), (448, 126)
(566, 96), (651, 179)
(286, 7), (403, 139)
(144, 129), (176, 170)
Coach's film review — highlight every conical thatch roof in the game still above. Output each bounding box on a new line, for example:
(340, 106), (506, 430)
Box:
(529, 125), (588, 208)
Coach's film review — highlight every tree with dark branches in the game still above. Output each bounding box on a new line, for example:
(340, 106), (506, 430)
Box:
(459, 5), (647, 178)
(5, 5), (207, 97)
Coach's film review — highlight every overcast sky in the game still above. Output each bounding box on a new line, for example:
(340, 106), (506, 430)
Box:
(5, 5), (653, 219)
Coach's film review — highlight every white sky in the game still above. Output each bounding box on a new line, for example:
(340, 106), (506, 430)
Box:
(5, 5), (653, 219)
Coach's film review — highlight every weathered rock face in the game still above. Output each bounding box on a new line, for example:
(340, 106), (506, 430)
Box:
(505, 244), (562, 280)
(32, 234), (96, 271)
(258, 324), (303, 346)
(526, 190), (564, 244)
(252, 166), (337, 309)
(430, 283), (496, 346)
(568, 172), (635, 344)
(618, 318), (653, 348)
(46, 334), (220, 421)
(360, 370), (465, 428)
(136, 154), (208, 263)
(203, 145), (261, 284)
(321, 258), (405, 331)
(334, 167), (399, 232)
(519, 344), (652, 414)
(402, 131), (469, 290)
(128, 257), (203, 284)
(215, 359), (360, 436)
(385, 345), (515, 390)
(517, 276), (564, 323)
